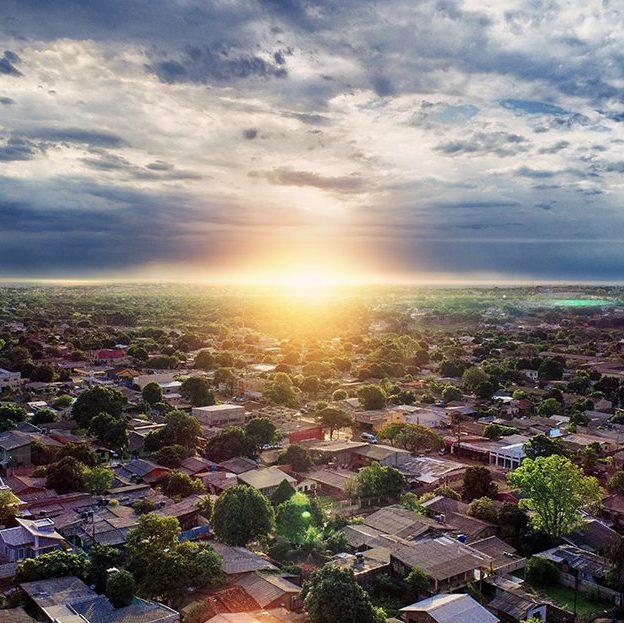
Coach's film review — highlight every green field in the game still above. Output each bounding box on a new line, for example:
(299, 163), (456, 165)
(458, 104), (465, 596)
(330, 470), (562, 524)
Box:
(541, 584), (613, 619)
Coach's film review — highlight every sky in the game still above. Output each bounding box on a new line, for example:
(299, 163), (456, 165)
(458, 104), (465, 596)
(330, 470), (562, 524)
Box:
(1, 0), (624, 284)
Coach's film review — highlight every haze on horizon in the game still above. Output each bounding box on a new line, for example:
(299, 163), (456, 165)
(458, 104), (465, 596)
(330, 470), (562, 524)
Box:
(1, 1), (624, 284)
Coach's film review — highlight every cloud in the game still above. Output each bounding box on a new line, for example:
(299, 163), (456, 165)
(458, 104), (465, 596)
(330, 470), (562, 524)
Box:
(0, 136), (42, 161)
(0, 51), (22, 77)
(31, 127), (127, 148)
(435, 132), (528, 157)
(257, 168), (368, 195)
(0, 96), (15, 105)
(242, 128), (258, 140)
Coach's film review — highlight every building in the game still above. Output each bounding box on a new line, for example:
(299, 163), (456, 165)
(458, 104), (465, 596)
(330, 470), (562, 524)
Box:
(391, 536), (493, 593)
(0, 431), (32, 468)
(193, 404), (246, 428)
(0, 370), (22, 391)
(488, 441), (526, 471)
(237, 467), (296, 497)
(0, 518), (65, 562)
(400, 594), (499, 623)
(20, 576), (179, 623)
(351, 444), (412, 468)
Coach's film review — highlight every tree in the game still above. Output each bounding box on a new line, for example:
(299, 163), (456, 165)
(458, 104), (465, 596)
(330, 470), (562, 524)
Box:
(468, 497), (498, 523)
(276, 493), (321, 544)
(146, 410), (202, 453)
(197, 495), (214, 520)
(349, 462), (406, 500)
(89, 412), (128, 451)
(212, 485), (275, 546)
(106, 570), (135, 608)
(72, 386), (125, 427)
(462, 367), (488, 391)
(31, 408), (58, 425)
(508, 454), (601, 541)
(318, 407), (353, 440)
(278, 444), (313, 472)
(142, 382), (163, 406)
(607, 471), (624, 495)
(537, 397), (561, 418)
(442, 385), (462, 402)
(83, 465), (114, 495)
(380, 423), (443, 454)
(264, 372), (300, 407)
(525, 556), (558, 586)
(160, 470), (204, 500)
(523, 434), (567, 460)
(0, 404), (27, 430)
(538, 358), (564, 382)
(180, 377), (215, 407)
(57, 442), (99, 467)
(204, 426), (255, 462)
(88, 544), (123, 592)
(16, 549), (88, 583)
(194, 350), (215, 371)
(356, 385), (386, 410)
(302, 564), (385, 623)
(214, 367), (237, 393)
(462, 466), (498, 502)
(0, 488), (21, 526)
(155, 444), (189, 468)
(271, 478), (296, 506)
(125, 513), (180, 582)
(46, 456), (86, 494)
(52, 394), (73, 408)
(332, 389), (348, 401)
(407, 567), (429, 597)
(140, 541), (223, 607)
(496, 502), (529, 539)
(245, 417), (279, 448)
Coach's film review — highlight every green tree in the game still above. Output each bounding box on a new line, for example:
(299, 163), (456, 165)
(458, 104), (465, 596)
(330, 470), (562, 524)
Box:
(356, 385), (386, 410)
(89, 412), (128, 452)
(72, 386), (125, 427)
(607, 471), (624, 495)
(462, 367), (489, 391)
(406, 566), (429, 597)
(155, 444), (189, 468)
(197, 495), (214, 520)
(537, 397), (561, 418)
(0, 404), (27, 430)
(442, 385), (463, 402)
(88, 544), (123, 592)
(16, 550), (88, 583)
(264, 372), (300, 407)
(462, 466), (498, 502)
(204, 426), (255, 462)
(83, 465), (114, 495)
(212, 485), (275, 546)
(496, 502), (529, 539)
(468, 496), (498, 523)
(106, 570), (135, 608)
(276, 493), (321, 544)
(382, 423), (443, 454)
(160, 470), (204, 500)
(278, 444), (313, 472)
(523, 434), (567, 460)
(46, 456), (86, 494)
(349, 462), (405, 500)
(180, 377), (215, 407)
(302, 564), (385, 623)
(508, 454), (601, 540)
(52, 394), (73, 408)
(194, 350), (215, 371)
(57, 442), (99, 467)
(525, 556), (558, 586)
(318, 407), (353, 439)
(31, 408), (58, 425)
(0, 488), (21, 526)
(245, 417), (279, 448)
(538, 358), (564, 382)
(142, 382), (163, 406)
(332, 389), (348, 401)
(271, 478), (297, 506)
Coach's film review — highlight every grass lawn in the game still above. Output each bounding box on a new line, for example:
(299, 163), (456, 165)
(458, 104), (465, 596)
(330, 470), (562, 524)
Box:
(541, 584), (613, 619)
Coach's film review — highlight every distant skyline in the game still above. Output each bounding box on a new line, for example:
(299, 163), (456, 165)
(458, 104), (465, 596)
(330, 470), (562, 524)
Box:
(2, 1), (624, 283)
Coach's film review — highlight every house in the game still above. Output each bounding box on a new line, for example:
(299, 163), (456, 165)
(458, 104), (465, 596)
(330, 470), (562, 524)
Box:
(488, 440), (526, 471)
(351, 444), (412, 468)
(602, 493), (624, 530)
(90, 348), (126, 362)
(419, 496), (497, 542)
(218, 457), (258, 475)
(234, 573), (302, 611)
(391, 536), (493, 592)
(193, 404), (246, 428)
(134, 373), (179, 390)
(566, 518), (621, 556)
(0, 369), (22, 391)
(0, 518), (65, 562)
(0, 431), (32, 468)
(486, 576), (547, 623)
(398, 457), (466, 491)
(536, 544), (620, 604)
(237, 467), (296, 497)
(306, 468), (355, 498)
(210, 542), (277, 577)
(277, 418), (324, 445)
(363, 506), (440, 541)
(307, 439), (368, 467)
(400, 593), (499, 623)
(114, 459), (170, 484)
(469, 537), (526, 575)
(20, 576), (179, 623)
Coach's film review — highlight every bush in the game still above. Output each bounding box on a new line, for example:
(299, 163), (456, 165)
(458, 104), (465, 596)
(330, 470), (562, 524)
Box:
(525, 556), (558, 586)
(106, 570), (135, 608)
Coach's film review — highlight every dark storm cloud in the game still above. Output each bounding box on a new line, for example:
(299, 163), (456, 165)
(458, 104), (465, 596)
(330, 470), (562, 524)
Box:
(0, 97), (15, 105)
(435, 132), (528, 157)
(31, 127), (127, 148)
(257, 168), (367, 194)
(280, 111), (331, 126)
(538, 141), (570, 154)
(0, 50), (22, 76)
(242, 128), (258, 140)
(513, 167), (557, 179)
(150, 46), (287, 85)
(0, 136), (42, 161)
(81, 152), (201, 181)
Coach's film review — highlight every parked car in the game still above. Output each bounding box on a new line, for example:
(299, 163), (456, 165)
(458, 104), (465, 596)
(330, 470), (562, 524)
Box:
(360, 432), (378, 444)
